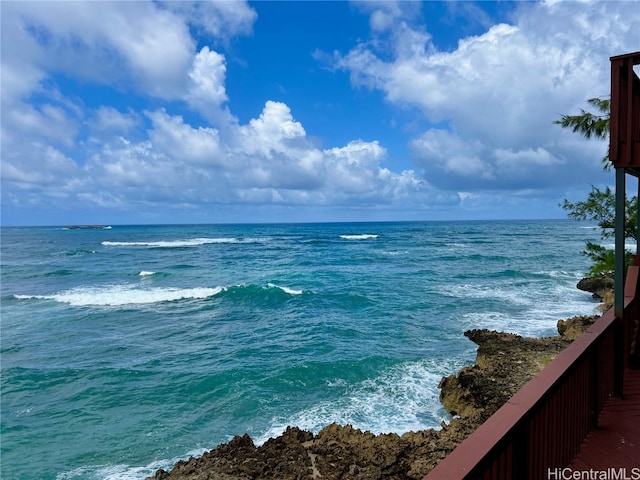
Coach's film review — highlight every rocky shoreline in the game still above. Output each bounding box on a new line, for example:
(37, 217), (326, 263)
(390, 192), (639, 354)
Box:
(147, 311), (600, 480)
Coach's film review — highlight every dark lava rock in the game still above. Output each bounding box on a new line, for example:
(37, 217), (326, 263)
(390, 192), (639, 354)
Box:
(557, 315), (599, 340)
(577, 275), (614, 301)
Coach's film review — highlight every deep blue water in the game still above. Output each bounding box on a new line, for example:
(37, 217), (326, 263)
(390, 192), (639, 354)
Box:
(0, 220), (600, 479)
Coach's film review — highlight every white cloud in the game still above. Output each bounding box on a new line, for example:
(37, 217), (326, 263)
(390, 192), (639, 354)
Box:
(3, 0), (631, 224)
(187, 47), (228, 106)
(2, 1), (433, 218)
(230, 102), (324, 191)
(337, 0), (638, 193)
(324, 140), (389, 193)
(410, 130), (490, 182)
(410, 128), (597, 191)
(0, 0), (254, 215)
(1, 1), (195, 97)
(161, 1), (257, 39)
(1, 144), (79, 192)
(184, 47), (235, 125)
(5, 102), (78, 148)
(5, 100), (431, 212)
(0, 1), (254, 105)
(147, 110), (224, 166)
(237, 101), (307, 153)
(89, 107), (141, 136)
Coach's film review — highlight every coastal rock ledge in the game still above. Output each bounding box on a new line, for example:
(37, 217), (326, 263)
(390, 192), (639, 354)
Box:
(148, 315), (598, 480)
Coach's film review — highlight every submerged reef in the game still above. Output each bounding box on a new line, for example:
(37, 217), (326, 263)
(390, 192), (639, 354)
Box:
(148, 314), (598, 480)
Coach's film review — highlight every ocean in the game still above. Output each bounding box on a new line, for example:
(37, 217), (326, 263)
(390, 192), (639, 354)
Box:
(0, 220), (601, 480)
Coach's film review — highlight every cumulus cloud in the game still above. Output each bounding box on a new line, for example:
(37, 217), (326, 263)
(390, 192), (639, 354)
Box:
(336, 1), (639, 193)
(3, 97), (431, 213)
(89, 107), (141, 137)
(1, 1), (195, 97)
(324, 140), (389, 194)
(184, 46), (236, 125)
(237, 101), (308, 155)
(187, 47), (228, 106)
(0, 0), (249, 213)
(3, 0), (634, 224)
(161, 1), (257, 39)
(2, 145), (78, 188)
(147, 109), (224, 166)
(0, 1), (245, 107)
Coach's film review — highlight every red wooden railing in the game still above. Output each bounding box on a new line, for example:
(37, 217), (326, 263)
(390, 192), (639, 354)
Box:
(423, 265), (640, 480)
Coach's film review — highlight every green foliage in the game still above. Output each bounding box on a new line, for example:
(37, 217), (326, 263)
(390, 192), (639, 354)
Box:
(554, 97), (611, 169)
(554, 97), (610, 140)
(561, 185), (638, 241)
(557, 97), (638, 276)
(581, 241), (634, 277)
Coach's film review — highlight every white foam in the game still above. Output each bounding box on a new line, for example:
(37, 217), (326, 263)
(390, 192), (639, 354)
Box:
(14, 294), (38, 300)
(445, 283), (530, 305)
(382, 250), (408, 256)
(267, 283), (303, 295)
(533, 270), (579, 279)
(56, 448), (206, 480)
(16, 285), (224, 306)
(339, 234), (378, 240)
(460, 289), (598, 337)
(138, 271), (156, 276)
(255, 358), (454, 445)
(461, 311), (529, 335)
(444, 243), (469, 248)
(102, 238), (242, 247)
(601, 242), (637, 251)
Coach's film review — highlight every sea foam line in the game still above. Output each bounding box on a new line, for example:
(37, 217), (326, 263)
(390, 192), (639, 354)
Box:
(339, 234), (378, 240)
(266, 283), (303, 295)
(15, 285), (224, 307)
(14, 283), (306, 307)
(102, 238), (244, 247)
(56, 448), (207, 480)
(254, 358), (452, 445)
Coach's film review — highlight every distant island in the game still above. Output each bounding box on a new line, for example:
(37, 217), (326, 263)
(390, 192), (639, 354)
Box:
(62, 225), (111, 230)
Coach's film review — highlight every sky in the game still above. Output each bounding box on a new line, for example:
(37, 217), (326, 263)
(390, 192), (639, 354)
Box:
(1, 1), (639, 226)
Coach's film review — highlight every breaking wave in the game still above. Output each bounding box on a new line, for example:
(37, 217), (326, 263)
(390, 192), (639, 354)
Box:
(14, 283), (305, 307)
(101, 238), (253, 248)
(14, 285), (224, 307)
(339, 234), (378, 240)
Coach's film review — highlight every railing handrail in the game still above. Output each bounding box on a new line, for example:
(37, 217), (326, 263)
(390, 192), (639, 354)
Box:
(423, 266), (638, 480)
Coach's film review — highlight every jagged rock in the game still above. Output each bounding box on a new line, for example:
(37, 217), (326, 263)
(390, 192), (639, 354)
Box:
(438, 329), (573, 421)
(577, 275), (614, 301)
(557, 315), (599, 340)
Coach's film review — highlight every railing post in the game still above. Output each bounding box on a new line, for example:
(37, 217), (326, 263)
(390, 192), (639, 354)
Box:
(615, 168), (625, 321)
(614, 168), (626, 397)
(590, 351), (600, 427)
(512, 424), (529, 480)
(637, 177), (640, 251)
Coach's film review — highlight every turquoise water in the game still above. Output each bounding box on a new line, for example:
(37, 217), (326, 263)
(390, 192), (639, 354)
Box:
(1, 220), (600, 479)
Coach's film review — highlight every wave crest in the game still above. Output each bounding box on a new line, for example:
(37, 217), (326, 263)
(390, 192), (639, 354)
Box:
(14, 283), (305, 307)
(339, 234), (378, 240)
(15, 285), (223, 307)
(102, 238), (245, 248)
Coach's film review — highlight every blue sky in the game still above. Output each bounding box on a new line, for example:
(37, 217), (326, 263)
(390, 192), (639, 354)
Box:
(1, 1), (638, 226)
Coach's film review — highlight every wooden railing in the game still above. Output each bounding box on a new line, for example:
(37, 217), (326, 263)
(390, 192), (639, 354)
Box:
(423, 265), (639, 480)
